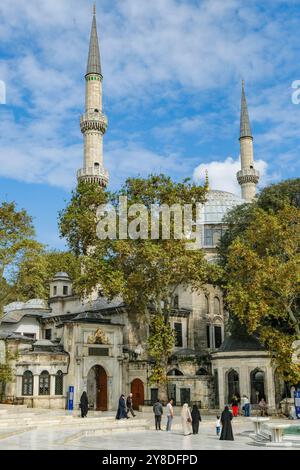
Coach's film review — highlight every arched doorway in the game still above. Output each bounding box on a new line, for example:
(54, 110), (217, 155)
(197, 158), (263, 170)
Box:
(227, 369), (240, 403)
(250, 369), (265, 404)
(131, 379), (144, 410)
(87, 365), (108, 411)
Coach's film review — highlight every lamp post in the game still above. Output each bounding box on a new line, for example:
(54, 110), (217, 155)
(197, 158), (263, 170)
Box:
(256, 390), (259, 417)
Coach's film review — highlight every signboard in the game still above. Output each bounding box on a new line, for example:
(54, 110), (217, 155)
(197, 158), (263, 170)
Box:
(68, 386), (74, 411)
(294, 390), (300, 419)
(0, 341), (5, 365)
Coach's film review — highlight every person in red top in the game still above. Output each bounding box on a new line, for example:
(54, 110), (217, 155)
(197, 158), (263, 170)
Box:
(231, 395), (239, 417)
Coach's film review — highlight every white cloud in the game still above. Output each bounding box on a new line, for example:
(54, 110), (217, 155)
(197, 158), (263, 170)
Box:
(0, 0), (298, 189)
(193, 156), (269, 195)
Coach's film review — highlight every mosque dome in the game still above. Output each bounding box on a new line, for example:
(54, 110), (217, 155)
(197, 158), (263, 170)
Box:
(202, 190), (246, 225)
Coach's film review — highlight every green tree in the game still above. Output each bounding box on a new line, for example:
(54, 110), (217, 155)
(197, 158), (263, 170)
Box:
(0, 202), (39, 314)
(258, 178), (300, 212)
(221, 188), (300, 384)
(60, 175), (217, 397)
(14, 249), (81, 300)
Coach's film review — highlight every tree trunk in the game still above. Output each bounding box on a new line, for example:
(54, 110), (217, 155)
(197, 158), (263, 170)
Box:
(287, 305), (300, 336)
(158, 382), (168, 404)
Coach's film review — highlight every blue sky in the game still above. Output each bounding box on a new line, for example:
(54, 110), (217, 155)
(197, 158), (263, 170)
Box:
(0, 0), (299, 249)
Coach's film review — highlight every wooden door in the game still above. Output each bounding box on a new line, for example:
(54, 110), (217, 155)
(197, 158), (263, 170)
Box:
(131, 379), (144, 410)
(95, 365), (108, 411)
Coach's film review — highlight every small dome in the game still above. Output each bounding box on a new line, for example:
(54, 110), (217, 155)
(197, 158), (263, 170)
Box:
(52, 272), (71, 281)
(218, 335), (265, 352)
(24, 299), (48, 309)
(202, 190), (245, 224)
(3, 302), (25, 313)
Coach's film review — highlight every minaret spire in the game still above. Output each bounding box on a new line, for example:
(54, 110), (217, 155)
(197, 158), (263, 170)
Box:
(77, 6), (109, 187)
(86, 3), (102, 77)
(240, 80), (252, 139)
(236, 80), (259, 202)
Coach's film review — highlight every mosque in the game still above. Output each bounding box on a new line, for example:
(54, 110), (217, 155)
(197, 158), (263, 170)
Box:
(0, 7), (285, 413)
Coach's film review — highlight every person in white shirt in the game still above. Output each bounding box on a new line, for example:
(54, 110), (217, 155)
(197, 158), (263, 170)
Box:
(166, 399), (174, 431)
(241, 395), (250, 417)
(216, 415), (221, 436)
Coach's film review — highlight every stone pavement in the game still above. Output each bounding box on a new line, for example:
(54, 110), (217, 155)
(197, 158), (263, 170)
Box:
(0, 408), (297, 450)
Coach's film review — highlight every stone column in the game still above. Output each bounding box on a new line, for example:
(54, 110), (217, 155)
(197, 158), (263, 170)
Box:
(239, 364), (249, 399)
(266, 366), (276, 410)
(218, 367), (225, 410)
(50, 375), (56, 396)
(33, 374), (39, 396)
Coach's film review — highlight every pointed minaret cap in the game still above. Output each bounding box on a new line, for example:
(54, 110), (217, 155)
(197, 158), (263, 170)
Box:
(86, 3), (102, 77)
(239, 80), (252, 139)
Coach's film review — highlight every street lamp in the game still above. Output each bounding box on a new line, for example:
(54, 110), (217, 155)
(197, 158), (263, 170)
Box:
(256, 390), (259, 417)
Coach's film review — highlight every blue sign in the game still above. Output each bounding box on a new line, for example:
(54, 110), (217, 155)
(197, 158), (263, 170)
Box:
(68, 386), (74, 411)
(294, 390), (300, 419)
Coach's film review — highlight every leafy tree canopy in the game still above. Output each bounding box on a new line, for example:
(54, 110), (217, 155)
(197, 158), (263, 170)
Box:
(59, 175), (218, 393)
(220, 179), (300, 384)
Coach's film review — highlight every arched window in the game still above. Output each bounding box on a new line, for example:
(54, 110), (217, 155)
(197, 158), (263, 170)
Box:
(55, 371), (63, 396)
(214, 297), (221, 316)
(22, 371), (33, 396)
(167, 368), (184, 376)
(203, 295), (209, 315)
(214, 325), (223, 349)
(250, 369), (265, 404)
(39, 371), (50, 396)
(227, 369), (240, 403)
(196, 368), (208, 376)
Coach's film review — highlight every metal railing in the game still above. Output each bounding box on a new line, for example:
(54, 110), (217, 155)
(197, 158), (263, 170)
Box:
(0, 395), (24, 405)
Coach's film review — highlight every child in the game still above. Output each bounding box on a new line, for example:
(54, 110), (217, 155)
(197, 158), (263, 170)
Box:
(216, 415), (221, 436)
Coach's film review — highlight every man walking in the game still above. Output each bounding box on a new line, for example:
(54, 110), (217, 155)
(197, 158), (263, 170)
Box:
(126, 393), (136, 417)
(153, 399), (163, 430)
(166, 398), (174, 431)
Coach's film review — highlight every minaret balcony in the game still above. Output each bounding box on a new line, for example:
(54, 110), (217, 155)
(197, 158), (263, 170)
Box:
(80, 112), (108, 134)
(77, 166), (109, 187)
(237, 168), (260, 185)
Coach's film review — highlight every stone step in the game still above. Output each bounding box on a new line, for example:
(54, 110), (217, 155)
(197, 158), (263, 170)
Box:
(0, 427), (36, 441)
(0, 415), (137, 428)
(63, 420), (151, 443)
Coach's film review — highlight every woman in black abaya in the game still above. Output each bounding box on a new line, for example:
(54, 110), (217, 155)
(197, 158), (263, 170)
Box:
(116, 394), (127, 419)
(191, 404), (202, 434)
(220, 405), (234, 440)
(80, 391), (89, 418)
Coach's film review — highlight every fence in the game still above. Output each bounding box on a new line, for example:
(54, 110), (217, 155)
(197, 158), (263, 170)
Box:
(0, 395), (24, 405)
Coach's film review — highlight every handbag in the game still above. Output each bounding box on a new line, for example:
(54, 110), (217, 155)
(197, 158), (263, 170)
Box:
(187, 418), (192, 423)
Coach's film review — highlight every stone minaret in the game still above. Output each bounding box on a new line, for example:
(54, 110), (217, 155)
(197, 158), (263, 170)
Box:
(77, 5), (109, 187)
(236, 81), (259, 201)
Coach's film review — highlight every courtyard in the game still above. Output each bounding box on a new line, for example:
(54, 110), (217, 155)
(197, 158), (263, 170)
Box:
(0, 407), (298, 450)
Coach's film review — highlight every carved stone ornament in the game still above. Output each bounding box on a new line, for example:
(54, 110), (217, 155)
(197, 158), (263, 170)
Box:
(87, 328), (110, 345)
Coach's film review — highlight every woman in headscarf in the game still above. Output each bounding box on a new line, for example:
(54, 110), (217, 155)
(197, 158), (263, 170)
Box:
(181, 403), (193, 436)
(220, 405), (234, 440)
(116, 394), (127, 420)
(80, 391), (89, 418)
(191, 404), (202, 435)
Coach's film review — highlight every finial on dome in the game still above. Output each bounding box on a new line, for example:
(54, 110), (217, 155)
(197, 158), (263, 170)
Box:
(204, 170), (210, 191)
